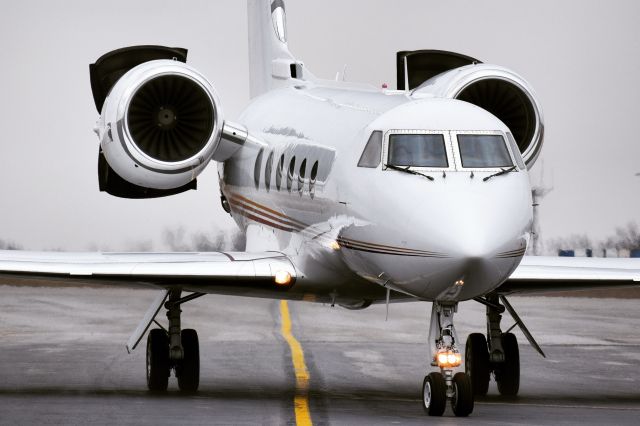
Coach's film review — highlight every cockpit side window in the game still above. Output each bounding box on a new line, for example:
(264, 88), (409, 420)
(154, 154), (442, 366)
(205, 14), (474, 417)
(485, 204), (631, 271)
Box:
(457, 135), (513, 168)
(387, 134), (448, 168)
(506, 132), (526, 170)
(357, 131), (382, 168)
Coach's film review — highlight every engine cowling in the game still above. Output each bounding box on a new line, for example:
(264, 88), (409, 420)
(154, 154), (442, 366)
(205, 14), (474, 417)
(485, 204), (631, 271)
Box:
(94, 59), (224, 191)
(412, 64), (544, 169)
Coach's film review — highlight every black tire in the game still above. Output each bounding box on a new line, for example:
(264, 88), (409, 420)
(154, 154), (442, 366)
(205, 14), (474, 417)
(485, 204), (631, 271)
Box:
(495, 332), (520, 396)
(422, 372), (447, 416)
(465, 333), (490, 396)
(177, 329), (200, 393)
(146, 329), (170, 392)
(451, 372), (474, 417)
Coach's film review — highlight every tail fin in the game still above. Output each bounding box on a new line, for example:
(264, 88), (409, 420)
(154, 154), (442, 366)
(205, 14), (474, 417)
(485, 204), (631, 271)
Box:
(247, 0), (308, 98)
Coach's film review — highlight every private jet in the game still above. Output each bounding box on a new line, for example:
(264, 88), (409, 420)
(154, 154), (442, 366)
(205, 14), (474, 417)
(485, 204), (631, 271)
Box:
(1, 0), (639, 418)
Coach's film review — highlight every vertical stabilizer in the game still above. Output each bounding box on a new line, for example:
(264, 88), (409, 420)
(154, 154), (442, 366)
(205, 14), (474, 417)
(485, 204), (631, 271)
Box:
(248, 0), (307, 98)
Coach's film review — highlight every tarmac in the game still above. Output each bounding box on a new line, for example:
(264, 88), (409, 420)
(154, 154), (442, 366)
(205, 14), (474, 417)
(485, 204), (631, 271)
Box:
(1, 284), (640, 425)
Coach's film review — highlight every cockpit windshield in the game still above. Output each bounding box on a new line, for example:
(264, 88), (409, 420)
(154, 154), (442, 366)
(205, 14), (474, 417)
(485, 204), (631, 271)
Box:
(457, 135), (513, 168)
(387, 134), (449, 168)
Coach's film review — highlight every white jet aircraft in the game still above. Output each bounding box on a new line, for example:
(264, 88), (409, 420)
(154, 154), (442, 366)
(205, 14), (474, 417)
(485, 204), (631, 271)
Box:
(1, 0), (639, 417)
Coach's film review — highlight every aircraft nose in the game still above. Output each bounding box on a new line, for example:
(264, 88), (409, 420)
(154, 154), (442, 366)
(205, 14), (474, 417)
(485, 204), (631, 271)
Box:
(423, 216), (518, 299)
(424, 176), (531, 259)
(381, 183), (531, 300)
(441, 209), (513, 259)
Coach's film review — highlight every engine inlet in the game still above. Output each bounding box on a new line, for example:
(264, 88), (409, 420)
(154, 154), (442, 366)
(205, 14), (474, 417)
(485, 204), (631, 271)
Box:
(456, 79), (536, 155)
(127, 75), (214, 162)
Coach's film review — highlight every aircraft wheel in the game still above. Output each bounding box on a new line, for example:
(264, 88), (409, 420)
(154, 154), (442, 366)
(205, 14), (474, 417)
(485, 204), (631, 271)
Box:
(451, 372), (474, 417)
(495, 332), (520, 396)
(465, 333), (490, 396)
(146, 329), (170, 392)
(422, 372), (446, 416)
(177, 329), (200, 393)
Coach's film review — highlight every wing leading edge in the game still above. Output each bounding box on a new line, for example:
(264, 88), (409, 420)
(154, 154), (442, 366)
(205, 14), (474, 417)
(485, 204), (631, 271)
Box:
(499, 256), (640, 295)
(0, 250), (297, 296)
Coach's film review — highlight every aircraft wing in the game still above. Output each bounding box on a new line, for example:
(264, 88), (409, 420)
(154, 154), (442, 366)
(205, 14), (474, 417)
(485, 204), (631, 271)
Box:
(0, 250), (297, 296)
(499, 256), (640, 295)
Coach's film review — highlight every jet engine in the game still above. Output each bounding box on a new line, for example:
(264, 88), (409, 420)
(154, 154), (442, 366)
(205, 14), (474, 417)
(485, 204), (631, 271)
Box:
(90, 46), (241, 198)
(399, 50), (544, 169)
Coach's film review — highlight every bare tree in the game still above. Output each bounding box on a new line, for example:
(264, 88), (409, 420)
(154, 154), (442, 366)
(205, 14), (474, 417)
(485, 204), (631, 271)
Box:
(0, 239), (22, 250)
(163, 227), (191, 252)
(611, 222), (640, 250)
(191, 231), (225, 251)
(228, 229), (246, 251)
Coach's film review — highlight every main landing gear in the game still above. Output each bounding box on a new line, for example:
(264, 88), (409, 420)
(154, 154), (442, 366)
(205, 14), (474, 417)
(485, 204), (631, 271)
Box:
(422, 302), (474, 417)
(466, 293), (545, 398)
(146, 289), (203, 393)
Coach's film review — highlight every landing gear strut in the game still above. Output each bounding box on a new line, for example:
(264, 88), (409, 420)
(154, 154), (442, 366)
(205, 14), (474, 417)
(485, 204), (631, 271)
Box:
(466, 294), (540, 397)
(422, 302), (474, 417)
(145, 289), (203, 392)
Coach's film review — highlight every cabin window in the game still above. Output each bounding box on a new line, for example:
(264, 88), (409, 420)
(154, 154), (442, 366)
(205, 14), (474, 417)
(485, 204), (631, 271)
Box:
(387, 134), (448, 168)
(254, 148), (264, 189)
(309, 161), (318, 199)
(287, 156), (296, 192)
(298, 159), (306, 195)
(358, 131), (382, 168)
(265, 151), (274, 191)
(457, 135), (513, 168)
(276, 154), (284, 190)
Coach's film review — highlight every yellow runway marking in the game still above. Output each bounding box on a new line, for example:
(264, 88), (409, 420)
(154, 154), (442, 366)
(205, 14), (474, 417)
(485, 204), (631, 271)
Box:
(280, 300), (313, 426)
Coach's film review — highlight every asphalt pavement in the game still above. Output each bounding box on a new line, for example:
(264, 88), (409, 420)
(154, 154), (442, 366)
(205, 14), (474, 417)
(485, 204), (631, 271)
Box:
(1, 285), (639, 425)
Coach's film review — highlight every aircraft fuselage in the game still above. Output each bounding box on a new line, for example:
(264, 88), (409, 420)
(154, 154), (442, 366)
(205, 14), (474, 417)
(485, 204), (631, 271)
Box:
(221, 83), (533, 304)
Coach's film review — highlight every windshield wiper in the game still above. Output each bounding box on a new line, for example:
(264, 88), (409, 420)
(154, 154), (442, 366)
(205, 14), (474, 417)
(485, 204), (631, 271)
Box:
(483, 165), (517, 182)
(385, 164), (434, 181)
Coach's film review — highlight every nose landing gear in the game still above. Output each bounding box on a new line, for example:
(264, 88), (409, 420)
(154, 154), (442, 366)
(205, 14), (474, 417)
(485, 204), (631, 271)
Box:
(422, 302), (474, 417)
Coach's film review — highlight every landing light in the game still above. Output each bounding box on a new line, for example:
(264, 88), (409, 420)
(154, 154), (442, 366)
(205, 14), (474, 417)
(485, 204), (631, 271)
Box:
(274, 270), (292, 286)
(454, 279), (465, 287)
(329, 240), (341, 251)
(436, 350), (462, 368)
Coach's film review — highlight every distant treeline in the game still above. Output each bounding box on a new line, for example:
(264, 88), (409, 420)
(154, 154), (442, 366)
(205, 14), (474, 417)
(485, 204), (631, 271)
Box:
(546, 222), (640, 255)
(103, 227), (247, 252)
(162, 227), (246, 252)
(1, 227), (246, 253)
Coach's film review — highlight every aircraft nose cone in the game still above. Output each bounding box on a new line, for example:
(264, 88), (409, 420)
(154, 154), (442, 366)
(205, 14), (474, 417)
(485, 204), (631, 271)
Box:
(430, 255), (498, 301)
(380, 183), (531, 300)
(428, 181), (530, 260)
(422, 197), (529, 300)
(444, 215), (507, 259)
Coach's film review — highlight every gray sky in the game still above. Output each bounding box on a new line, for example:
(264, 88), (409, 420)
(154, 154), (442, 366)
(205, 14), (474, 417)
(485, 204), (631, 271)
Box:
(0, 0), (638, 251)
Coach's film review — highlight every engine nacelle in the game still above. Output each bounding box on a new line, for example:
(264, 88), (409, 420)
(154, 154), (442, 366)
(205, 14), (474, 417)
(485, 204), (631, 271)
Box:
(412, 64), (544, 169)
(94, 59), (225, 191)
